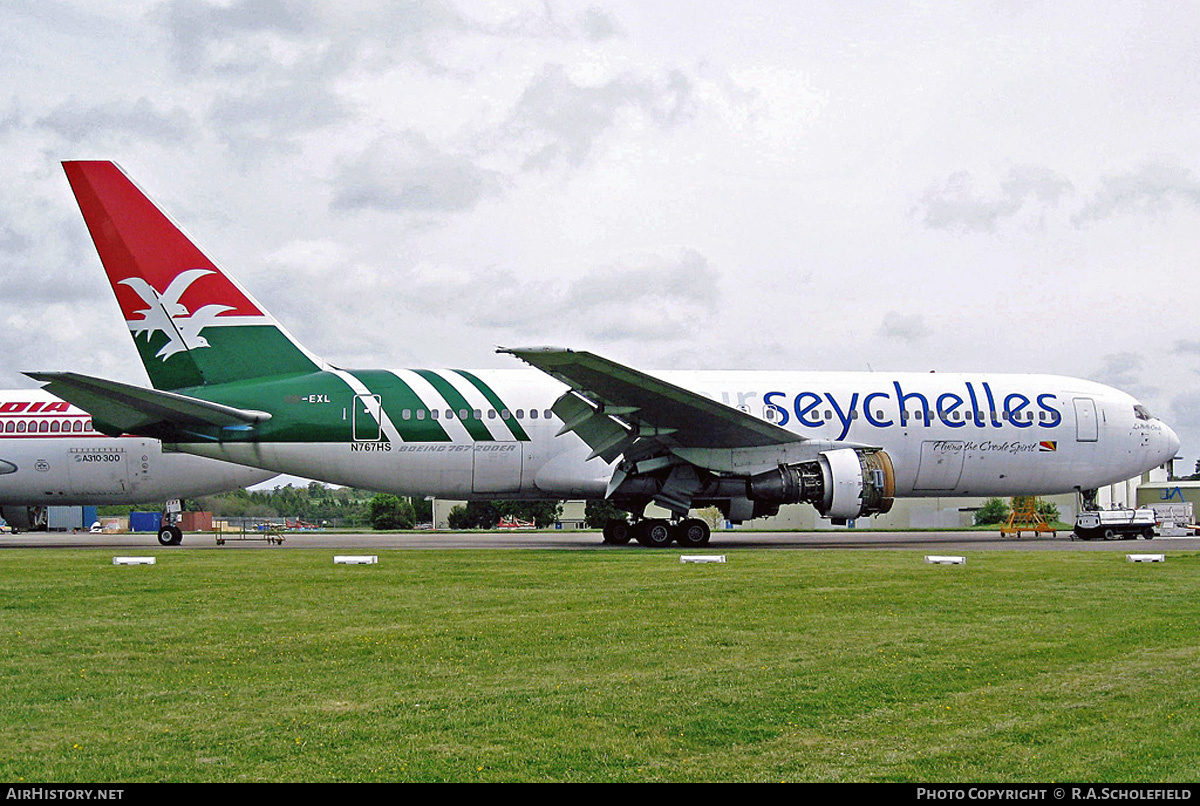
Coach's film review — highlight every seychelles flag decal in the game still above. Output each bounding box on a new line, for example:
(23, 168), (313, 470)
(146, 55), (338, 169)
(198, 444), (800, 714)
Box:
(1039, 441), (1058, 452)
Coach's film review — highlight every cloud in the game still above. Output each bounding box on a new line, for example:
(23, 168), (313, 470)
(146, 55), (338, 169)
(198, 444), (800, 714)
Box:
(1074, 160), (1200, 224)
(1169, 391), (1200, 450)
(208, 79), (353, 155)
(918, 166), (1073, 233)
(159, 0), (320, 74)
(507, 63), (695, 170)
(1089, 352), (1157, 399)
(330, 132), (505, 213)
(561, 250), (719, 341)
(0, 222), (30, 255)
(878, 312), (929, 344)
(36, 97), (193, 144)
(579, 7), (623, 42)
(398, 248), (719, 345)
(159, 0), (480, 77)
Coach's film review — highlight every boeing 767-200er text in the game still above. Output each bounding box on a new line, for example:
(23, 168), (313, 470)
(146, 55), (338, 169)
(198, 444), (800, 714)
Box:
(29, 160), (1180, 547)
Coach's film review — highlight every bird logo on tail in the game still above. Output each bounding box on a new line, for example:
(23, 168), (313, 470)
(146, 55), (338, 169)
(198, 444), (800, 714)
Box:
(118, 268), (233, 360)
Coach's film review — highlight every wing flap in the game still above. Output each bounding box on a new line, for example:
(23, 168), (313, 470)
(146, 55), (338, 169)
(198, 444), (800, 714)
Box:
(501, 347), (803, 450)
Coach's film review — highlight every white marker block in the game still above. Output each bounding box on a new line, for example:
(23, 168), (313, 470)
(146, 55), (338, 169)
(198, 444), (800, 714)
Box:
(334, 555), (378, 565)
(1127, 554), (1165, 563)
(113, 557), (156, 565)
(925, 555), (965, 565)
(680, 555), (726, 563)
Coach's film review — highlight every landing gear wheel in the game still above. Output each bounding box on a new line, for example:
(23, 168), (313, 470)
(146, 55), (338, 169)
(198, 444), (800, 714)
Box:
(673, 518), (711, 547)
(157, 526), (183, 546)
(602, 519), (633, 545)
(635, 519), (673, 548)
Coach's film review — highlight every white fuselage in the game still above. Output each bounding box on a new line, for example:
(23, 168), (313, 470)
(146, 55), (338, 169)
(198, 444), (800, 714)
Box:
(0, 389), (276, 506)
(176, 368), (1180, 502)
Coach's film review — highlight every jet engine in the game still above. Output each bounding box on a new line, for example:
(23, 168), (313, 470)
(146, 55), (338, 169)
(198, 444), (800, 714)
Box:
(747, 448), (895, 521)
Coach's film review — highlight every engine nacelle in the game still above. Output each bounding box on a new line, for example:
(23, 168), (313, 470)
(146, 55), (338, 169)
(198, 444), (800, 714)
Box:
(747, 448), (895, 521)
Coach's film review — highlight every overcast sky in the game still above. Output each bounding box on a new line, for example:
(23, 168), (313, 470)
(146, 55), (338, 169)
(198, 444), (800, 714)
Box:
(3, 1), (1200, 477)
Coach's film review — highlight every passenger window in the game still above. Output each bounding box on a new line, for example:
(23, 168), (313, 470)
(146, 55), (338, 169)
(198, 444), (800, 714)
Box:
(530, 409), (539, 419)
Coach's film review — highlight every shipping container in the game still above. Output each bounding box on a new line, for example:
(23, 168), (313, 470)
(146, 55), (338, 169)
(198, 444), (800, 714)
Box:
(129, 511), (163, 533)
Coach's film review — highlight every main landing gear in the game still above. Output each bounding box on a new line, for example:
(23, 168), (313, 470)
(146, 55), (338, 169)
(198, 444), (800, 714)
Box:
(601, 517), (711, 548)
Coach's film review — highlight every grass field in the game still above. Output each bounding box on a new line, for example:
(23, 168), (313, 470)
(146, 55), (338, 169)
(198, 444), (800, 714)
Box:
(1, 548), (1198, 782)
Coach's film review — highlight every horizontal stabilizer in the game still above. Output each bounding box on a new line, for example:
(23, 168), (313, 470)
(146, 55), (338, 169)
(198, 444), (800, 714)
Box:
(25, 371), (270, 435)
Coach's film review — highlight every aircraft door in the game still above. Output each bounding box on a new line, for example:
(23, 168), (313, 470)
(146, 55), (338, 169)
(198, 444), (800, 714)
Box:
(1073, 397), (1098, 442)
(473, 442), (523, 494)
(353, 394), (382, 441)
(913, 440), (965, 491)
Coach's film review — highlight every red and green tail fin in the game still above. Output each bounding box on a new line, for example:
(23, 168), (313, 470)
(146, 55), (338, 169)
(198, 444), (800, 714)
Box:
(62, 161), (325, 391)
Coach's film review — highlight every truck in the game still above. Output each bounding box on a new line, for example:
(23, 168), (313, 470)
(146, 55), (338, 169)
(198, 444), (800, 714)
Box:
(1073, 507), (1157, 540)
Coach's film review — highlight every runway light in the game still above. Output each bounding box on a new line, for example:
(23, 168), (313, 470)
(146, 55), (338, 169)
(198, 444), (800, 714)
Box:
(1127, 554), (1165, 563)
(335, 555), (378, 565)
(925, 555), (965, 565)
(113, 557), (155, 565)
(681, 555), (726, 563)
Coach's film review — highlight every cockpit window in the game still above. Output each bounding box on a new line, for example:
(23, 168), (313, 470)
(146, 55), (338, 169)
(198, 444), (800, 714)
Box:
(1134, 404), (1153, 421)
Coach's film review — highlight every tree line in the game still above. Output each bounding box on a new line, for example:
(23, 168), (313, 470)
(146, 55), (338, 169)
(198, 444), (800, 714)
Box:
(98, 481), (575, 531)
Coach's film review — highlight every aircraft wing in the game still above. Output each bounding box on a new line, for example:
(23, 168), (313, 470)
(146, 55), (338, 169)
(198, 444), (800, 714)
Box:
(25, 371), (270, 438)
(499, 347), (804, 463)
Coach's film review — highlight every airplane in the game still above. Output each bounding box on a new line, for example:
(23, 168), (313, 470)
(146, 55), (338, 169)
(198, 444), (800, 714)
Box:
(0, 387), (276, 543)
(28, 160), (1181, 547)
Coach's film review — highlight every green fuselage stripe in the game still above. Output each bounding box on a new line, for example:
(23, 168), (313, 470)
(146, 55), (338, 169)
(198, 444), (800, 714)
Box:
(350, 370), (452, 442)
(412, 369), (494, 442)
(453, 370), (531, 442)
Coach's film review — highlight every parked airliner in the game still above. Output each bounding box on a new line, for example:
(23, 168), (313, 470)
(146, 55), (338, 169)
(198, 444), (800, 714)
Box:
(30, 161), (1180, 547)
(0, 387), (275, 541)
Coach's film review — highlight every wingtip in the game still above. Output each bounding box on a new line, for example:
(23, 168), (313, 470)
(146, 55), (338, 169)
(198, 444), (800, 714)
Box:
(497, 345), (572, 355)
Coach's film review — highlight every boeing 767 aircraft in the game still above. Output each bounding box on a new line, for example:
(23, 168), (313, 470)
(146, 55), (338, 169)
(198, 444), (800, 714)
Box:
(29, 161), (1180, 547)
